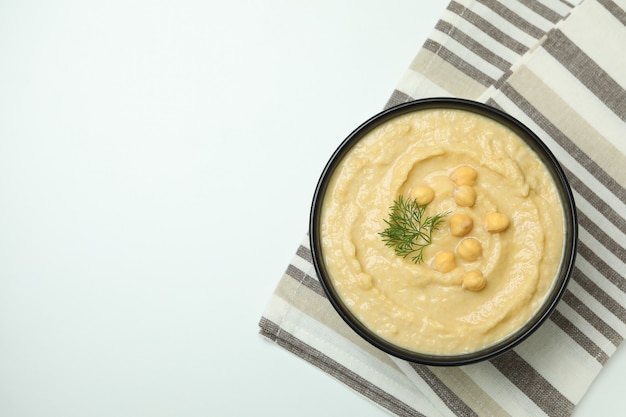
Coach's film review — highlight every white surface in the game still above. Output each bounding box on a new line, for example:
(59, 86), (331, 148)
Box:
(0, 1), (623, 416)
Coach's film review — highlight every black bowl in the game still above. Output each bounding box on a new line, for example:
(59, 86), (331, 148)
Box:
(309, 97), (577, 366)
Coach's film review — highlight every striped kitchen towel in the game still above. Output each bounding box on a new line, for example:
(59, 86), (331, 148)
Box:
(259, 0), (626, 416)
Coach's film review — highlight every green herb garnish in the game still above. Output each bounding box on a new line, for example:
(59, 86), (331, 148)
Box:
(379, 195), (449, 263)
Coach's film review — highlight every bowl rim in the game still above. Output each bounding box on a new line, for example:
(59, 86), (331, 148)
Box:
(309, 97), (578, 366)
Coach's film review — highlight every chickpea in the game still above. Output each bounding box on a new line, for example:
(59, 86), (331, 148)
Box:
(462, 270), (486, 291)
(449, 213), (473, 237)
(486, 212), (510, 233)
(432, 251), (456, 273)
(410, 186), (435, 206)
(457, 238), (482, 261)
(450, 165), (478, 186)
(453, 185), (476, 207)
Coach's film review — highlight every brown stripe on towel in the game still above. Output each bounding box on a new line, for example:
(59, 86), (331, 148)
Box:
(258, 316), (281, 341)
(597, 0), (626, 25)
(435, 20), (512, 71)
(409, 363), (480, 417)
(566, 168), (626, 235)
(447, 1), (529, 54)
(572, 264), (626, 327)
(490, 350), (575, 416)
(561, 289), (623, 347)
(576, 209), (626, 265)
(385, 90), (414, 110)
(550, 309), (609, 364)
(577, 241), (626, 295)
(296, 244), (313, 263)
(543, 29), (626, 123)
(285, 264), (325, 297)
(475, 0), (546, 38)
(518, 0), (572, 23)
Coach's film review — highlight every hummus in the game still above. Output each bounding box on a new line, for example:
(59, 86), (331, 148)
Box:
(320, 108), (565, 355)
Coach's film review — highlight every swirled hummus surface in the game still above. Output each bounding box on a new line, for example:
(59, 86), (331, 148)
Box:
(320, 108), (565, 355)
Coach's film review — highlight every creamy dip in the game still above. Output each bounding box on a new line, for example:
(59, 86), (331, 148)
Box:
(320, 108), (565, 355)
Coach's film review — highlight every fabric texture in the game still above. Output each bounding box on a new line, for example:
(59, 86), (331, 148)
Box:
(259, 0), (626, 415)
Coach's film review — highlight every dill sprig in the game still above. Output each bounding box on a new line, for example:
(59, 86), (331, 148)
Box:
(379, 195), (449, 264)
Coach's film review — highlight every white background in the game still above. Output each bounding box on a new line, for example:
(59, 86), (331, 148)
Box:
(0, 1), (624, 416)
